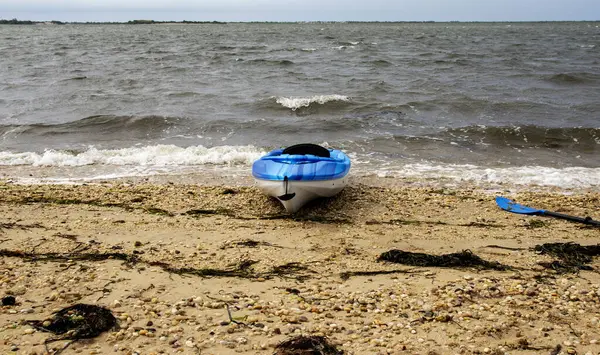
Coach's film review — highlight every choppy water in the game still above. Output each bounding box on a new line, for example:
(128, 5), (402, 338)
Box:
(1, 22), (599, 188)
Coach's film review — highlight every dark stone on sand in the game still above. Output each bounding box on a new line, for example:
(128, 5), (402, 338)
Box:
(2, 295), (16, 306)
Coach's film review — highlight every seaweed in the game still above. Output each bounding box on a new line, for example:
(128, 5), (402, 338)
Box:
(219, 238), (282, 249)
(463, 221), (504, 228)
(20, 196), (130, 210)
(365, 219), (503, 228)
(26, 304), (117, 354)
(256, 214), (352, 224)
(365, 219), (445, 226)
(274, 335), (344, 355)
(533, 242), (600, 273)
(53, 233), (79, 241)
(270, 262), (316, 281)
(144, 207), (174, 216)
(183, 208), (233, 217)
(28, 304), (116, 338)
(339, 269), (422, 280)
(0, 249), (312, 281)
(0, 221), (45, 232)
(526, 219), (548, 229)
(378, 249), (509, 270)
(550, 344), (562, 355)
(0, 249), (138, 263)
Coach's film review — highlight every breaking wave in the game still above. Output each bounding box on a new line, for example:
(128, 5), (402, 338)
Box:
(369, 163), (600, 189)
(0, 145), (265, 167)
(274, 95), (350, 111)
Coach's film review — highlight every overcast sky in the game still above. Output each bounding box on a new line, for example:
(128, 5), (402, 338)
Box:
(1, 0), (599, 22)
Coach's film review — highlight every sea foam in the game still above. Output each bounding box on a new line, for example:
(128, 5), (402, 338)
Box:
(275, 95), (350, 110)
(370, 163), (600, 189)
(0, 144), (265, 167)
(2, 146), (598, 190)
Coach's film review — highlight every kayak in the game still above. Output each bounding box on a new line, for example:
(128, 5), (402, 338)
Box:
(252, 144), (351, 213)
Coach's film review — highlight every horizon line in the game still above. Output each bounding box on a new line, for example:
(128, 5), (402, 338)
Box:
(2, 19), (600, 24)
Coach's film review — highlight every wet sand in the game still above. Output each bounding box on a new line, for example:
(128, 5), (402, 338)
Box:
(1, 178), (600, 354)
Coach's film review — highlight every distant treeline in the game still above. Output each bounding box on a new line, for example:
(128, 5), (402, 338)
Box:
(1, 18), (598, 25)
(127, 20), (226, 24)
(0, 18), (226, 25)
(0, 19), (45, 25)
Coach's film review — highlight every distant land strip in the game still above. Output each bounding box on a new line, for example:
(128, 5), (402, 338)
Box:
(0, 19), (227, 25)
(1, 19), (598, 25)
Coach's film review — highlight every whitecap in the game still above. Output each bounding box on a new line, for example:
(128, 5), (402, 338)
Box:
(274, 94), (350, 111)
(0, 144), (265, 167)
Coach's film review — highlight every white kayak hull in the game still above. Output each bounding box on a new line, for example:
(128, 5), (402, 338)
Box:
(254, 176), (348, 213)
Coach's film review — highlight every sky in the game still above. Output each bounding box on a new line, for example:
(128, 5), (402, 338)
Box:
(1, 0), (599, 22)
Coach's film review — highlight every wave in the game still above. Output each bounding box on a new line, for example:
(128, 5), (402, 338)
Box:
(367, 163), (600, 189)
(64, 76), (87, 81)
(398, 96), (559, 115)
(244, 45), (268, 50)
(268, 47), (320, 53)
(214, 45), (236, 50)
(441, 125), (600, 149)
(245, 59), (294, 66)
(543, 72), (600, 85)
(370, 59), (392, 67)
(181, 110), (408, 143)
(166, 91), (203, 98)
(0, 144), (265, 167)
(273, 95), (351, 111)
(4, 147), (599, 189)
(0, 115), (186, 138)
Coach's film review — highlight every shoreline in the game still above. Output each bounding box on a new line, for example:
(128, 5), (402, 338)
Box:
(2, 166), (599, 195)
(1, 180), (600, 354)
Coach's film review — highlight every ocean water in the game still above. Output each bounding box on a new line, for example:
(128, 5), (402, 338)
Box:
(1, 22), (599, 188)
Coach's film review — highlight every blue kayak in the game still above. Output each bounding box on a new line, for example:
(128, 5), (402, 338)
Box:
(252, 144), (351, 212)
(252, 144), (351, 181)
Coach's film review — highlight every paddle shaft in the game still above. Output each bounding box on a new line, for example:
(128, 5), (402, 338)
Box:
(540, 210), (600, 226)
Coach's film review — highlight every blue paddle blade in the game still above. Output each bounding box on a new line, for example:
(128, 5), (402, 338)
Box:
(495, 196), (545, 215)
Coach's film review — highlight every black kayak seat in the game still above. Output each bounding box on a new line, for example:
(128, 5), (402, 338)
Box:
(282, 143), (330, 158)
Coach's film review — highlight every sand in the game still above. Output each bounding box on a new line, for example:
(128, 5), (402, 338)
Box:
(1, 177), (600, 355)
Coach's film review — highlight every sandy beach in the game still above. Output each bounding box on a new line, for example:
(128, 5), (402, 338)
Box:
(1, 178), (600, 355)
